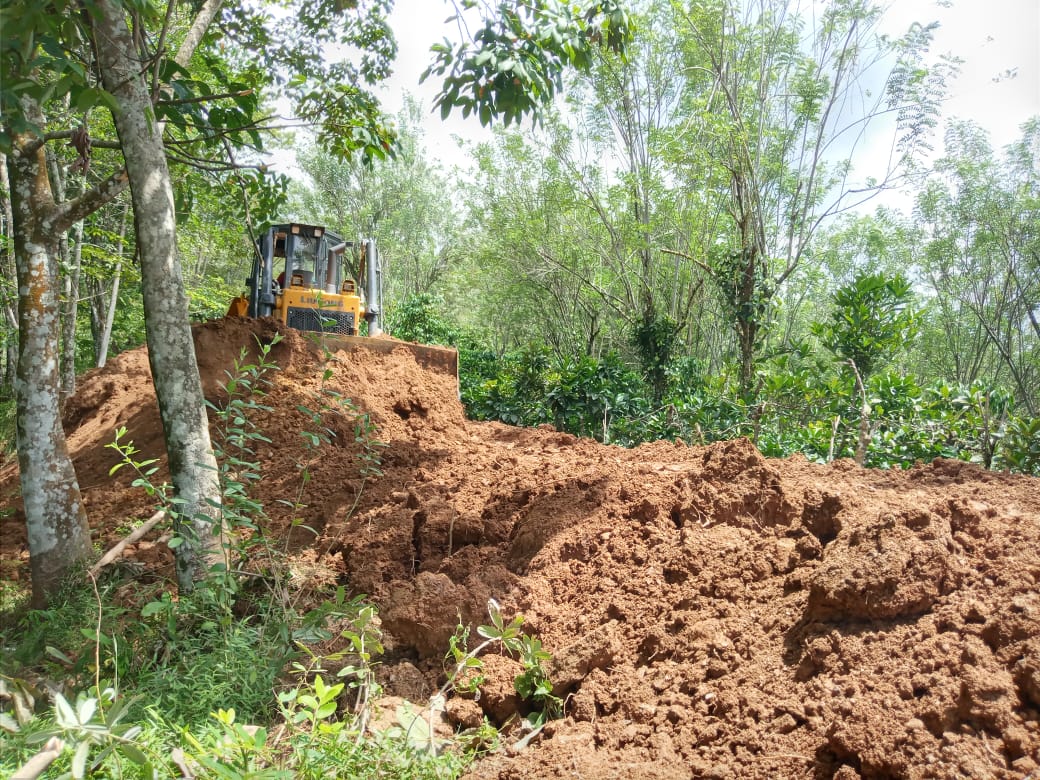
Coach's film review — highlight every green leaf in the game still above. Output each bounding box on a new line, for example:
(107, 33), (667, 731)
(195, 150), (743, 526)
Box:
(46, 645), (75, 665)
(72, 739), (91, 779)
(314, 701), (337, 719)
(53, 692), (77, 726)
(76, 697), (97, 724)
(117, 741), (149, 765)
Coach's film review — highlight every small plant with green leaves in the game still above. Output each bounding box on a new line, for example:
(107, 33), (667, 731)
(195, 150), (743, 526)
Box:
(106, 426), (231, 600)
(511, 633), (560, 724)
(18, 687), (153, 779)
(276, 589), (385, 754)
(439, 599), (562, 738)
(182, 708), (290, 780)
(206, 335), (283, 540)
(106, 427), (169, 507)
(281, 674), (345, 736)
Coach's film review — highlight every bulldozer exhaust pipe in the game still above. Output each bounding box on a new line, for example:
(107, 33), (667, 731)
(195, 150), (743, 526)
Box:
(327, 241), (348, 295)
(364, 239), (382, 337)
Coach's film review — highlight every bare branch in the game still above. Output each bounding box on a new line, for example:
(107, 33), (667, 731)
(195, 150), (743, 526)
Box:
(88, 509), (165, 577)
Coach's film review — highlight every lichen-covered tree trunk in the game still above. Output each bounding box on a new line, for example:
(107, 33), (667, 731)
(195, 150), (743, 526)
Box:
(8, 120), (93, 607)
(43, 147), (81, 403)
(91, 0), (224, 591)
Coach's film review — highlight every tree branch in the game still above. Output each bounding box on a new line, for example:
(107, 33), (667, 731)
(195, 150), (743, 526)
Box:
(157, 89), (254, 107)
(659, 246), (714, 276)
(164, 150), (265, 173)
(175, 0), (225, 67)
(53, 169), (129, 232)
(88, 509), (165, 577)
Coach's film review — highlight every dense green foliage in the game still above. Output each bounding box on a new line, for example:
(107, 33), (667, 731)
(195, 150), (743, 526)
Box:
(811, 273), (919, 382)
(388, 290), (1038, 475)
(374, 1), (1035, 474)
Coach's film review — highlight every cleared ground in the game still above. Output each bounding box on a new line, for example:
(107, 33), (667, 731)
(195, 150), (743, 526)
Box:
(2, 318), (1038, 779)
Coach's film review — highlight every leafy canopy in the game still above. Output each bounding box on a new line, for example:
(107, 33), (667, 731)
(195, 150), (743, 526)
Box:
(423, 0), (633, 127)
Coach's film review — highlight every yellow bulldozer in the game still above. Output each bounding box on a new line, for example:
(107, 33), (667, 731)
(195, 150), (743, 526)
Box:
(228, 222), (458, 377)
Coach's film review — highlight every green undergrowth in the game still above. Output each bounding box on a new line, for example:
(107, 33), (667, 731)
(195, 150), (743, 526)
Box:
(385, 292), (1039, 475)
(0, 579), (553, 778)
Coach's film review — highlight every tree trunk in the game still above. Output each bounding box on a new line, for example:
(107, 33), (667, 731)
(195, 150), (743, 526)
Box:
(8, 112), (94, 607)
(61, 219), (84, 399)
(0, 153), (19, 390)
(88, 276), (103, 357)
(92, 0), (224, 591)
(44, 148), (79, 404)
(94, 202), (129, 368)
(95, 261), (122, 368)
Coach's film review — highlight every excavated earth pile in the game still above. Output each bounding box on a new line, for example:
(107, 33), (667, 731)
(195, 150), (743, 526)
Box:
(1, 318), (1039, 779)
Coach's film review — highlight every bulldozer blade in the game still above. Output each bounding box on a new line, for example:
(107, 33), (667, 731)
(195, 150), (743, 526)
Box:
(325, 335), (459, 389)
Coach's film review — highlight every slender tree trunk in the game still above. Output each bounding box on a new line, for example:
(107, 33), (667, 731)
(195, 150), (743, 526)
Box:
(92, 0), (224, 590)
(0, 154), (19, 390)
(8, 111), (94, 607)
(45, 148), (78, 404)
(61, 219), (84, 399)
(88, 277), (103, 355)
(95, 262), (123, 368)
(95, 202), (129, 367)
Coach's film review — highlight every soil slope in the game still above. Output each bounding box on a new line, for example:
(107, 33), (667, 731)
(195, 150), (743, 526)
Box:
(1, 318), (1038, 779)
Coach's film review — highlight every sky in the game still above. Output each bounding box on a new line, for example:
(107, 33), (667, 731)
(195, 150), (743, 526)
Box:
(880, 0), (1039, 150)
(270, 1), (1040, 183)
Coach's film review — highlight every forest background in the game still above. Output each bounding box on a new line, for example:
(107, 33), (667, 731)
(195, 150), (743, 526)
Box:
(0, 0), (1038, 775)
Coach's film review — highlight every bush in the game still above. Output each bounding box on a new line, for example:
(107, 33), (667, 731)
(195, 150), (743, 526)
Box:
(385, 293), (462, 346)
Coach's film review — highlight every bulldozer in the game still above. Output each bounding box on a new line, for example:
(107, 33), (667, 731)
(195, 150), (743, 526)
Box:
(227, 222), (458, 377)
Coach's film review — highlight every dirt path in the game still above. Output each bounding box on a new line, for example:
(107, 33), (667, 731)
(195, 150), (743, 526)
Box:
(2, 319), (1038, 779)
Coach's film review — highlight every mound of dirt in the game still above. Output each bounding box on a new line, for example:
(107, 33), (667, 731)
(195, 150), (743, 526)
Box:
(2, 319), (1038, 779)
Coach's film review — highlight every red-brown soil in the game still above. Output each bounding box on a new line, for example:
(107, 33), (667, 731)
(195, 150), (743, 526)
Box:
(1, 318), (1038, 779)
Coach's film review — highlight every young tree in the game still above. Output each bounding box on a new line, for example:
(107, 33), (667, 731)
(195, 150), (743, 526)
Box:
(567, 5), (697, 397)
(914, 119), (1040, 413)
(811, 272), (918, 381)
(667, 0), (956, 389)
(575, 6), (683, 335)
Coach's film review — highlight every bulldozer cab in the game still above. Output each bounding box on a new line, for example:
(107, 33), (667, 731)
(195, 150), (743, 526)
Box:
(272, 230), (341, 291)
(234, 223), (367, 336)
